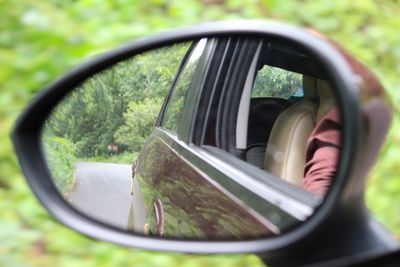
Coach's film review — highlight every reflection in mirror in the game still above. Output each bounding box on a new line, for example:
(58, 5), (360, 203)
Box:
(42, 42), (191, 228)
(42, 37), (341, 240)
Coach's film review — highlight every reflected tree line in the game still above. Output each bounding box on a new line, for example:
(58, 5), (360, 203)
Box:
(42, 42), (191, 192)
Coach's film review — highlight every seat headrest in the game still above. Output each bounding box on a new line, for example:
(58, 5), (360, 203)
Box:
(302, 75), (318, 100)
(316, 79), (335, 121)
(302, 76), (336, 121)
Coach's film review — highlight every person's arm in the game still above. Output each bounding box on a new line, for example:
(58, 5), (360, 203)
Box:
(303, 108), (341, 195)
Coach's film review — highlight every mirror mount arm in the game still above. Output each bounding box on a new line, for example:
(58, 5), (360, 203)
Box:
(258, 200), (398, 267)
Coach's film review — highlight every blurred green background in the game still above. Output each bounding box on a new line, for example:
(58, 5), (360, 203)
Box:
(1, 0), (399, 266)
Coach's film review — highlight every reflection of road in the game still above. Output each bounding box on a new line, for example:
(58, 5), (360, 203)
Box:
(66, 162), (132, 229)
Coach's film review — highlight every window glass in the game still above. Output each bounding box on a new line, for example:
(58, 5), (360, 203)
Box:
(162, 39), (208, 133)
(245, 65), (304, 168)
(251, 65), (303, 99)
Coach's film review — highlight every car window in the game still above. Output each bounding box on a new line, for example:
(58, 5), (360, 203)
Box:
(251, 65), (303, 99)
(162, 38), (208, 134)
(243, 64), (305, 168)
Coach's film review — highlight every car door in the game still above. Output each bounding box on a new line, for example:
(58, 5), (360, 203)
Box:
(132, 37), (317, 239)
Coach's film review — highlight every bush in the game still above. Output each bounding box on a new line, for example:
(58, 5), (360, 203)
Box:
(115, 98), (163, 152)
(43, 136), (77, 194)
(82, 151), (138, 165)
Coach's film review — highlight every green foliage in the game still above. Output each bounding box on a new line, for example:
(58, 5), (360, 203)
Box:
(115, 98), (163, 152)
(42, 136), (77, 194)
(45, 42), (189, 159)
(366, 118), (400, 236)
(1, 0), (399, 266)
(252, 66), (302, 98)
(83, 151), (139, 165)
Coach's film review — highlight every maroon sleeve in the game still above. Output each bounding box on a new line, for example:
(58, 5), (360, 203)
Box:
(302, 108), (341, 196)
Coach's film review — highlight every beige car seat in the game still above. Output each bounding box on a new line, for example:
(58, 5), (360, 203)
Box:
(263, 76), (335, 185)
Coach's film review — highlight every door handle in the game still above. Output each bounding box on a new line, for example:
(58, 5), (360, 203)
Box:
(154, 198), (164, 237)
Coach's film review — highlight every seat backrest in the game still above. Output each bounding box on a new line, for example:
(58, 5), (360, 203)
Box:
(246, 98), (292, 168)
(263, 76), (335, 185)
(263, 100), (317, 185)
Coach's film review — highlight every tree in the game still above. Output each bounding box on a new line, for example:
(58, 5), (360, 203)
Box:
(44, 41), (191, 158)
(114, 98), (162, 152)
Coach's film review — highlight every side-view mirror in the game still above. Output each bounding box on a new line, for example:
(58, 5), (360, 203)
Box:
(12, 21), (398, 266)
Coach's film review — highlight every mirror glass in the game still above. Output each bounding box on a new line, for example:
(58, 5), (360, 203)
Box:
(42, 36), (342, 240)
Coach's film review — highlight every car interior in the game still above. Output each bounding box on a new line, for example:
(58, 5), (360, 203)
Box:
(237, 40), (337, 187)
(197, 38), (338, 190)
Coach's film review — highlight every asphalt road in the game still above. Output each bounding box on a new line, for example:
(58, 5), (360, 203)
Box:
(66, 162), (133, 229)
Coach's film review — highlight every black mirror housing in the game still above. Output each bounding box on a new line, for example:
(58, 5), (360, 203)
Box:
(12, 20), (397, 266)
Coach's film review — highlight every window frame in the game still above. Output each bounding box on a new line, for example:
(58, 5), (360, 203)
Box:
(155, 41), (196, 128)
(158, 38), (217, 142)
